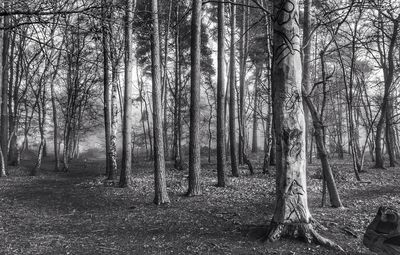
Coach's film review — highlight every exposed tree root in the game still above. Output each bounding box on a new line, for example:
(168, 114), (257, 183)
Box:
(263, 222), (345, 253)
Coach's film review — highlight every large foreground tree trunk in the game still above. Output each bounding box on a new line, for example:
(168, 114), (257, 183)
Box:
(151, 0), (170, 205)
(187, 0), (202, 196)
(266, 0), (342, 251)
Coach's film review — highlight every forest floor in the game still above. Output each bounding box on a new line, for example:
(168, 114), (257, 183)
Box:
(0, 153), (399, 255)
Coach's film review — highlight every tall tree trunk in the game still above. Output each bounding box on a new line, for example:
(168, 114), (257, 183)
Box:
(32, 62), (49, 175)
(173, 10), (182, 169)
(120, 0), (136, 188)
(151, 0), (170, 205)
(216, 0), (226, 187)
(0, 10), (6, 177)
(375, 114), (385, 168)
(138, 75), (149, 158)
(144, 94), (153, 160)
(374, 14), (399, 168)
(303, 96), (343, 208)
(302, 0), (311, 161)
(108, 9), (120, 180)
(252, 64), (260, 153)
(1, 7), (10, 169)
(187, 0), (203, 196)
(269, 125), (276, 166)
(336, 92), (344, 159)
(162, 0), (172, 160)
(7, 30), (15, 161)
(207, 101), (212, 164)
(386, 105), (396, 167)
(263, 9), (273, 173)
(108, 65), (119, 180)
(238, 0), (249, 164)
(32, 99), (46, 176)
(229, 0), (239, 177)
(51, 48), (62, 171)
(102, 0), (112, 176)
(8, 30), (24, 167)
(302, 39), (343, 207)
(262, 96), (272, 174)
(63, 37), (76, 172)
(266, 1), (342, 251)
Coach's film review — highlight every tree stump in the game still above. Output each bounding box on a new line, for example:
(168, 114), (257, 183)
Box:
(363, 206), (400, 255)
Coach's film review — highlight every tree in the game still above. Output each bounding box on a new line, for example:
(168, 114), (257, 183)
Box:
(370, 5), (400, 168)
(216, 0), (226, 187)
(301, 0), (343, 208)
(151, 0), (170, 205)
(0, 8), (6, 177)
(238, 0), (249, 163)
(229, 0), (239, 177)
(108, 0), (123, 181)
(30, 55), (49, 176)
(1, 2), (10, 171)
(51, 49), (62, 172)
(187, 0), (202, 196)
(173, 2), (183, 170)
(102, 0), (112, 177)
(120, 0), (136, 188)
(265, 0), (342, 250)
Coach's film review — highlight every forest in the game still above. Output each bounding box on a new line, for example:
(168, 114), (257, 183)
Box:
(0, 0), (399, 254)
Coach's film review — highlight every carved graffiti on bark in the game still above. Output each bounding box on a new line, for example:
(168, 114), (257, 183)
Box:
(284, 179), (306, 222)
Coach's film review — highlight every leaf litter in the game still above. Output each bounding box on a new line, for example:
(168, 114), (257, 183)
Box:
(0, 157), (398, 254)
